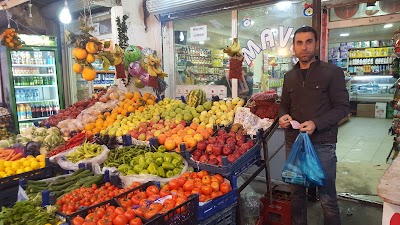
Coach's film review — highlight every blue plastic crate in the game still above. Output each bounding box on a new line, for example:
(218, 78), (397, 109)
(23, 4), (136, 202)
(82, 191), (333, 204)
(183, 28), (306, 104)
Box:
(197, 187), (239, 221)
(199, 203), (237, 225)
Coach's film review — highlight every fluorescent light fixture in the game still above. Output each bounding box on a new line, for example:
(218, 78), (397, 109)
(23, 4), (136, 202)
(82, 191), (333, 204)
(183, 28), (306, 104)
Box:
(199, 41), (205, 44)
(276, 1), (291, 10)
(59, 0), (71, 24)
(340, 33), (349, 37)
(384, 24), (393, 28)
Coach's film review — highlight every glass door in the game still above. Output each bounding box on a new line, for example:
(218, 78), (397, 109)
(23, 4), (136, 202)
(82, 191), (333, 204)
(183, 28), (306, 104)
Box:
(10, 49), (60, 132)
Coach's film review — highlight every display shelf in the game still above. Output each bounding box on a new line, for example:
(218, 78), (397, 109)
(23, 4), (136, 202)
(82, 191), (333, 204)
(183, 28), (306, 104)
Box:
(12, 64), (55, 67)
(16, 99), (58, 104)
(15, 85), (56, 88)
(349, 56), (391, 59)
(18, 116), (49, 122)
(13, 74), (56, 76)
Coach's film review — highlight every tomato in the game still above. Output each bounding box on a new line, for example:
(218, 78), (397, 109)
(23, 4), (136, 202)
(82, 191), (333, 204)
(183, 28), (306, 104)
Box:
(160, 186), (171, 197)
(92, 183), (97, 190)
(163, 199), (176, 206)
(168, 179), (179, 190)
(106, 206), (116, 213)
(97, 218), (112, 225)
(144, 208), (159, 219)
(147, 194), (161, 201)
(183, 180), (194, 192)
(146, 185), (160, 197)
(114, 207), (125, 215)
(201, 184), (213, 195)
(194, 182), (203, 189)
(196, 170), (206, 179)
(113, 214), (129, 225)
(191, 188), (201, 195)
(139, 199), (148, 207)
(124, 209), (136, 220)
(134, 207), (146, 217)
(85, 213), (98, 222)
(220, 183), (231, 194)
(131, 192), (146, 205)
(177, 177), (187, 187)
(210, 181), (220, 192)
(199, 194), (207, 202)
(150, 202), (164, 211)
(104, 182), (111, 187)
(214, 174), (224, 184)
(210, 191), (218, 199)
(202, 176), (212, 185)
(174, 198), (187, 213)
(82, 222), (96, 225)
(72, 216), (85, 225)
(95, 208), (106, 219)
(129, 218), (143, 225)
(119, 198), (132, 209)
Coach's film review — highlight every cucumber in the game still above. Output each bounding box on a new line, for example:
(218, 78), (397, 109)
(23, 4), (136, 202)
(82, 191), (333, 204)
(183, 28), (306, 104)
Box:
(82, 174), (103, 188)
(27, 180), (48, 186)
(28, 185), (47, 193)
(52, 170), (92, 186)
(50, 180), (76, 191)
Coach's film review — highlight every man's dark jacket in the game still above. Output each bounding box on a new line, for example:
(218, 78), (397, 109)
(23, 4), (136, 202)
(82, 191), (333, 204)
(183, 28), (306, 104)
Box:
(279, 58), (350, 144)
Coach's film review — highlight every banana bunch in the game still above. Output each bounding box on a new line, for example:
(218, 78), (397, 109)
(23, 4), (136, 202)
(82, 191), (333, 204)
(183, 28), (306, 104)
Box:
(147, 54), (168, 77)
(97, 51), (115, 72)
(112, 44), (124, 66)
(223, 38), (241, 57)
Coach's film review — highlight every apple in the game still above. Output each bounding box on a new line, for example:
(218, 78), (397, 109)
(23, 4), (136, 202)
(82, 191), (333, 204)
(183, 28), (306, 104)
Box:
(130, 131), (140, 139)
(146, 133), (154, 141)
(227, 154), (236, 163)
(208, 158), (218, 165)
(212, 144), (223, 156)
(226, 137), (236, 145)
(197, 140), (208, 151)
(216, 136), (225, 144)
(209, 154), (217, 160)
(138, 133), (146, 141)
(239, 146), (248, 155)
(222, 146), (232, 156)
(208, 137), (217, 144)
(236, 134), (246, 142)
(246, 140), (255, 148)
(227, 143), (236, 151)
(228, 131), (236, 138)
(216, 155), (223, 165)
(199, 154), (209, 163)
(179, 120), (187, 127)
(233, 150), (241, 159)
(193, 155), (200, 161)
(193, 150), (202, 157)
(206, 144), (214, 154)
(235, 145), (240, 152)
(217, 129), (227, 136)
(222, 134), (231, 140)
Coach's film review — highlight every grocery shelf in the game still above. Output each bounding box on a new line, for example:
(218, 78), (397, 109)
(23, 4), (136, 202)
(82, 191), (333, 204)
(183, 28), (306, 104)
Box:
(18, 116), (49, 122)
(13, 74), (56, 76)
(15, 85), (56, 88)
(12, 64), (55, 67)
(16, 99), (58, 104)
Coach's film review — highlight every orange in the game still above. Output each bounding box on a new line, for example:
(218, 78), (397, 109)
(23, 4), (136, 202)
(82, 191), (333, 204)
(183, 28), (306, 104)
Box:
(82, 67), (96, 81)
(73, 48), (88, 60)
(127, 106), (135, 112)
(138, 106), (144, 112)
(164, 139), (176, 151)
(73, 63), (83, 73)
(86, 54), (95, 63)
(206, 128), (214, 135)
(121, 109), (128, 116)
(164, 130), (173, 137)
(125, 92), (134, 99)
(190, 123), (199, 131)
(133, 92), (141, 101)
(123, 103), (130, 110)
(118, 101), (125, 107)
(186, 137), (197, 149)
(193, 133), (204, 142)
(183, 135), (192, 143)
(146, 99), (155, 105)
(200, 130), (210, 139)
(85, 41), (98, 54)
(158, 134), (167, 145)
(116, 107), (123, 114)
(104, 112), (111, 117)
(97, 114), (104, 120)
(173, 136), (183, 145)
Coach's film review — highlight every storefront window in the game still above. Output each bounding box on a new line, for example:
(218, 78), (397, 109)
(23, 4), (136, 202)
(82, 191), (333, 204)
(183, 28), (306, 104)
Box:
(238, 2), (312, 95)
(329, 2), (400, 22)
(173, 11), (232, 97)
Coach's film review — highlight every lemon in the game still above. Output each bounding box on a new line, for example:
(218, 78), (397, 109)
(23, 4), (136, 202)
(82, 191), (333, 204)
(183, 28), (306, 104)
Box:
(30, 161), (40, 170)
(0, 171), (6, 178)
(0, 164), (4, 172)
(0, 159), (5, 167)
(23, 160), (31, 167)
(4, 161), (12, 168)
(6, 169), (14, 176)
(19, 158), (27, 163)
(26, 155), (34, 160)
(11, 161), (21, 170)
(39, 162), (46, 168)
(24, 167), (33, 172)
(36, 154), (46, 162)
(16, 169), (24, 174)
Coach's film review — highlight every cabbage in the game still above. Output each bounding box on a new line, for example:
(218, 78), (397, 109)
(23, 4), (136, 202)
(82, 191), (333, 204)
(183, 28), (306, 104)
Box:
(23, 127), (36, 135)
(0, 140), (10, 148)
(47, 127), (60, 136)
(34, 127), (47, 136)
(44, 134), (64, 149)
(32, 136), (44, 143)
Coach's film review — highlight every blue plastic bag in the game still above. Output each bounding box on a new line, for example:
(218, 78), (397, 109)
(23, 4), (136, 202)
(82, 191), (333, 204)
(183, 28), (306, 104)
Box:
(282, 132), (326, 187)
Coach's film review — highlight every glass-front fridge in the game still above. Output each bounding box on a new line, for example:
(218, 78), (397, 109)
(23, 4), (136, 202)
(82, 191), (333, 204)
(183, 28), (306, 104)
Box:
(0, 34), (63, 133)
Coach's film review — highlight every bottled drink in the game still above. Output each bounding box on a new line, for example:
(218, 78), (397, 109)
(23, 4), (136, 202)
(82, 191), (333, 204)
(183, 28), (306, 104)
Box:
(39, 77), (43, 85)
(24, 90), (29, 102)
(25, 104), (32, 119)
(29, 77), (34, 86)
(54, 102), (59, 115)
(43, 76), (48, 85)
(40, 104), (45, 117)
(46, 103), (51, 116)
(20, 104), (26, 120)
(34, 89), (39, 101)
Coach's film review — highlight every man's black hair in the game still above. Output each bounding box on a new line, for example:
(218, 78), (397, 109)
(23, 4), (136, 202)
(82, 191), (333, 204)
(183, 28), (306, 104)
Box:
(293, 26), (318, 43)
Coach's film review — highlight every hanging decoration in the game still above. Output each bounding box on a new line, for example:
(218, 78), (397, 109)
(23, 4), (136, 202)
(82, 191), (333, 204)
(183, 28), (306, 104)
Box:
(0, 28), (24, 50)
(67, 17), (115, 81)
(223, 38), (244, 80)
(303, 3), (313, 17)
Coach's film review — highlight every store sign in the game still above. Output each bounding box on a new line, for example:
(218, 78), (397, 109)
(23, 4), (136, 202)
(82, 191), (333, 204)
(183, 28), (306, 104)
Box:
(242, 26), (294, 65)
(190, 25), (207, 42)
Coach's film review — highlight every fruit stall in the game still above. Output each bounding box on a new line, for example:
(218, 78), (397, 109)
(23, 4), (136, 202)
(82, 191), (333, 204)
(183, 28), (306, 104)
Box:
(0, 21), (281, 225)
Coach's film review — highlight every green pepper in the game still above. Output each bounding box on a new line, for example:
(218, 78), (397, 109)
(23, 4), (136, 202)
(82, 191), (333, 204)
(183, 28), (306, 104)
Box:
(166, 170), (174, 178)
(127, 170), (136, 175)
(162, 162), (175, 170)
(145, 152), (154, 159)
(153, 152), (164, 159)
(138, 155), (146, 165)
(163, 154), (173, 163)
(155, 157), (164, 166)
(130, 157), (139, 167)
(133, 165), (143, 174)
(157, 167), (166, 178)
(170, 152), (182, 162)
(146, 158), (154, 165)
(148, 163), (158, 175)
(173, 168), (182, 176)
(139, 169), (149, 174)
(177, 164), (184, 170)
(188, 166), (194, 172)
(118, 164), (130, 173)
(171, 158), (182, 168)
(158, 145), (166, 153)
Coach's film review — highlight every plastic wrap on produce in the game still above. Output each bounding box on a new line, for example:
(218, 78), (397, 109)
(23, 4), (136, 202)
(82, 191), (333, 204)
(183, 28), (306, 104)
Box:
(234, 107), (273, 135)
(49, 145), (109, 171)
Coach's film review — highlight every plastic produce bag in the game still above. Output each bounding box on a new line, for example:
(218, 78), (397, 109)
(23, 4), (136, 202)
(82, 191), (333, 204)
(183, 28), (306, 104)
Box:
(282, 132), (326, 187)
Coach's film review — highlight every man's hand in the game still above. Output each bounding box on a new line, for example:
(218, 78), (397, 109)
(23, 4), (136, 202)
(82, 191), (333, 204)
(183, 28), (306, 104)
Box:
(299, 121), (316, 135)
(279, 114), (292, 128)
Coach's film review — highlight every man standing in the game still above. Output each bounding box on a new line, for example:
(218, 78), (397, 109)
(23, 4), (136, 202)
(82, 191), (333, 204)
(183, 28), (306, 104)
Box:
(278, 26), (350, 225)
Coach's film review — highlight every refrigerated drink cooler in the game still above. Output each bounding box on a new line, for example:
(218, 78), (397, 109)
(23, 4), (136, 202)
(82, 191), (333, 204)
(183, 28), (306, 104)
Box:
(0, 34), (63, 133)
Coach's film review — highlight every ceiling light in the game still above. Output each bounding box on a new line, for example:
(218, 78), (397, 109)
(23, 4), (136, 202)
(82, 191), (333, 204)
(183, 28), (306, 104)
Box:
(199, 41), (205, 45)
(59, 0), (71, 24)
(384, 24), (393, 28)
(276, 1), (292, 10)
(340, 33), (349, 37)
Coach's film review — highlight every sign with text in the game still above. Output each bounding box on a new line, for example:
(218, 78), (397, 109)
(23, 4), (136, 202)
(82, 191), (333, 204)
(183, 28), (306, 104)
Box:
(190, 25), (207, 42)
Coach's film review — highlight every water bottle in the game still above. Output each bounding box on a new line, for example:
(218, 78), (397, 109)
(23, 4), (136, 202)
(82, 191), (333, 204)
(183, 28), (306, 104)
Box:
(23, 90), (28, 102)
(35, 89), (39, 101)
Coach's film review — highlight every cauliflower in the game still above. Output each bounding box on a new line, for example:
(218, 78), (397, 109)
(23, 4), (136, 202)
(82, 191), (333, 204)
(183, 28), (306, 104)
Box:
(47, 127), (60, 136)
(32, 136), (44, 143)
(34, 127), (47, 136)
(22, 127), (36, 135)
(0, 140), (10, 148)
(44, 134), (64, 149)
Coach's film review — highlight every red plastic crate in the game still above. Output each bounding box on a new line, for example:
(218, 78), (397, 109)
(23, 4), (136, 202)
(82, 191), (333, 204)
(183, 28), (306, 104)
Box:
(259, 191), (291, 225)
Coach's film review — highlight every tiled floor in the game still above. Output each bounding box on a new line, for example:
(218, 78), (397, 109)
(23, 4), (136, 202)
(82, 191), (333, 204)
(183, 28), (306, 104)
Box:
(337, 117), (393, 163)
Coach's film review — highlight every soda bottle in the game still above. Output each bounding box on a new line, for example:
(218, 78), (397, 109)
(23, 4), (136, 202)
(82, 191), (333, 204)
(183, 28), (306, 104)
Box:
(25, 104), (32, 119)
(40, 103), (46, 117)
(20, 104), (26, 120)
(35, 89), (39, 101)
(54, 102), (59, 115)
(46, 103), (51, 116)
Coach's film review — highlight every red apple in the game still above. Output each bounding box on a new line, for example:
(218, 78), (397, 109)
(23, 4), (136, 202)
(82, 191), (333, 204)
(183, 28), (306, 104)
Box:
(217, 129), (227, 136)
(222, 146), (232, 156)
(222, 133), (231, 140)
(228, 131), (236, 138)
(208, 158), (218, 165)
(193, 150), (202, 157)
(246, 139), (255, 148)
(193, 155), (200, 161)
(206, 144), (214, 154)
(197, 140), (208, 151)
(130, 131), (140, 139)
(212, 144), (223, 156)
(239, 146), (248, 155)
(179, 120), (187, 127)
(209, 154), (217, 160)
(226, 137), (236, 145)
(216, 136), (225, 144)
(199, 154), (209, 163)
(227, 154), (236, 163)
(233, 150), (241, 159)
(235, 145), (240, 152)
(208, 137), (217, 144)
(236, 134), (246, 142)
(216, 155), (223, 164)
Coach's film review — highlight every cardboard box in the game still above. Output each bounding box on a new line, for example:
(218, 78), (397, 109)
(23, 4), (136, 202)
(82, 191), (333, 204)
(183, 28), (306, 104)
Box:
(375, 102), (387, 119)
(357, 104), (375, 118)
